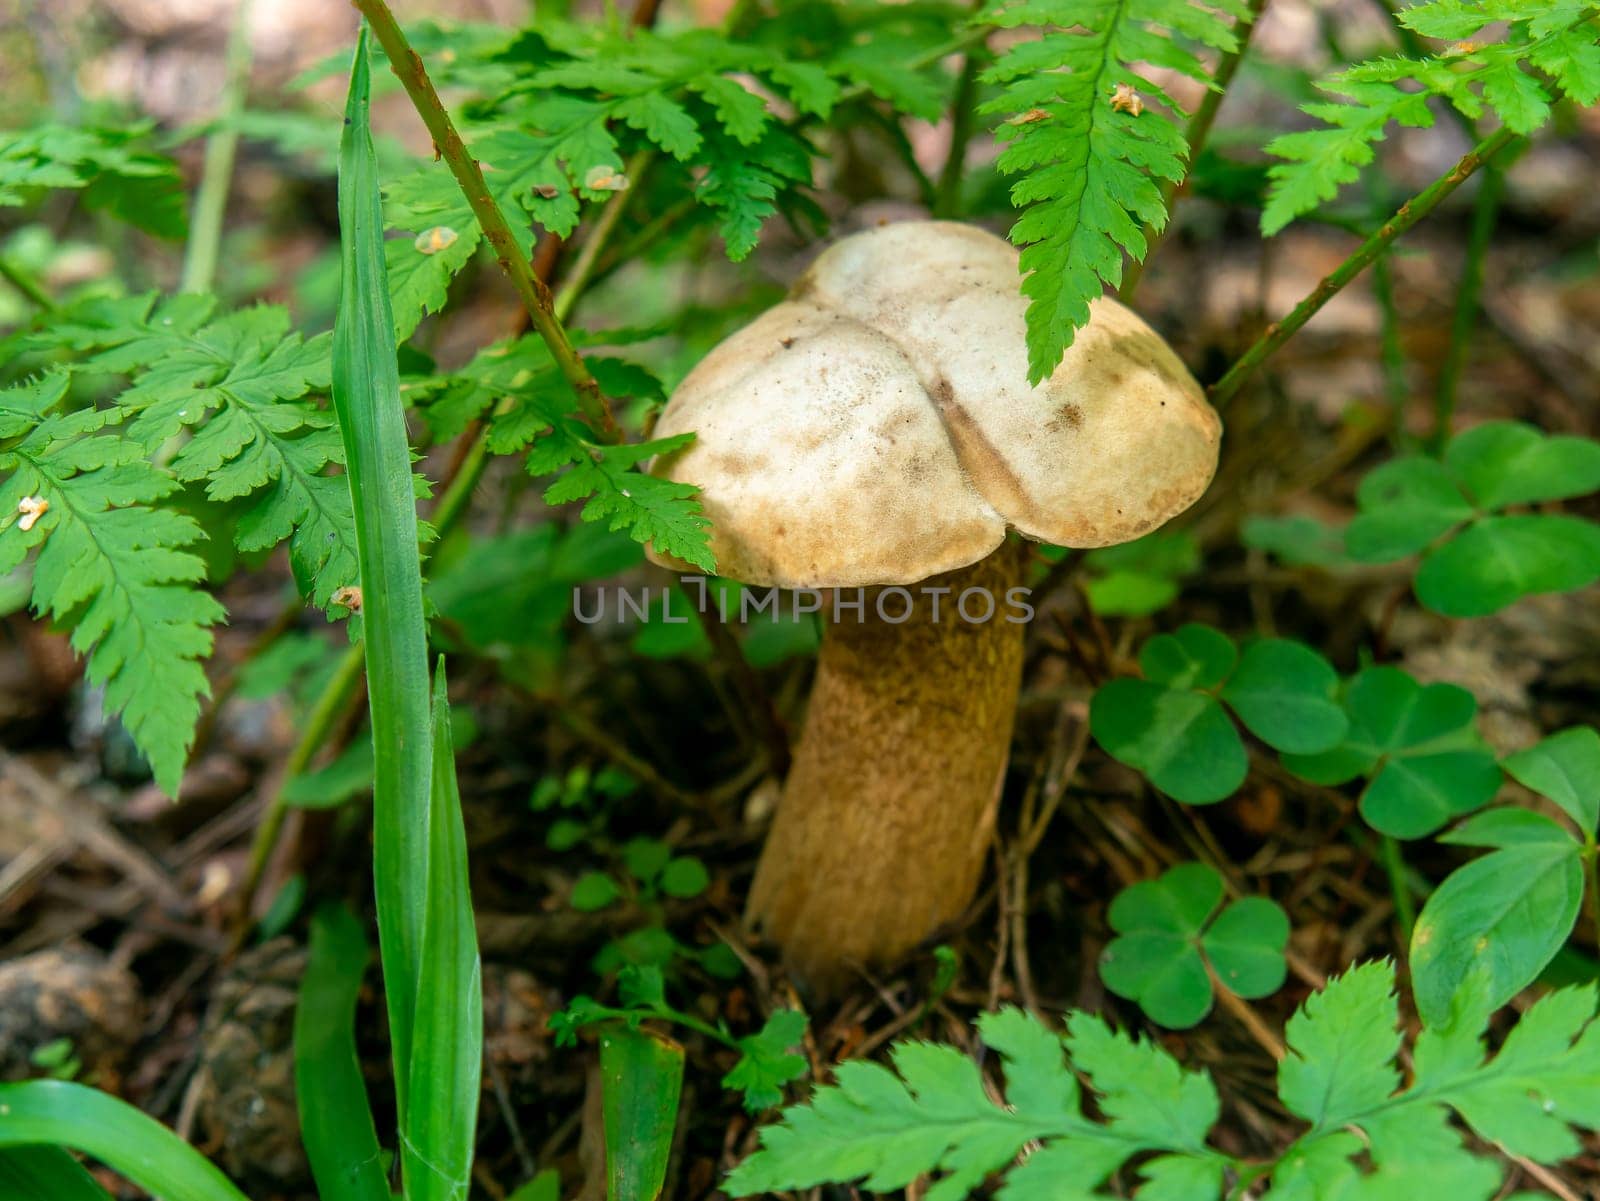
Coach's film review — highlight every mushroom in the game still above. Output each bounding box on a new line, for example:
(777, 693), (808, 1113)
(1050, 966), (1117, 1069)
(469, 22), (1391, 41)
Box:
(646, 220), (1221, 994)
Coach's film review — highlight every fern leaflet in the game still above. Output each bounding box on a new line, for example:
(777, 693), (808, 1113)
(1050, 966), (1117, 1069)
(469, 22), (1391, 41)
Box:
(0, 375), (225, 795)
(979, 0), (1249, 382)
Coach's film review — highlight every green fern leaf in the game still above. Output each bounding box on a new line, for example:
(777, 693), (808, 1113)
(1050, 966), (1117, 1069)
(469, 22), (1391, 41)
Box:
(0, 375), (224, 794)
(980, 0), (1244, 382)
(31, 294), (359, 610)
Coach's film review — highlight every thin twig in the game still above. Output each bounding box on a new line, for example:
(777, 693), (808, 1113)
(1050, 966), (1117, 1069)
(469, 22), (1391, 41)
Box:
(1119, 0), (1268, 302)
(350, 0), (618, 440)
(1208, 126), (1521, 408)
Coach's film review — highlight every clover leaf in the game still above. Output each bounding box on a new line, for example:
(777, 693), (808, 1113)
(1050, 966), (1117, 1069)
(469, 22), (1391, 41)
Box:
(1091, 625), (1346, 804)
(1346, 422), (1600, 617)
(1099, 862), (1290, 1029)
(1282, 666), (1501, 839)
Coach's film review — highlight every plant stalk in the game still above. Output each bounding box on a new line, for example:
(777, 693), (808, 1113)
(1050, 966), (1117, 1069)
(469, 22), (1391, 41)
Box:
(1208, 125), (1520, 408)
(1432, 159), (1504, 448)
(933, 51), (981, 219)
(181, 0), (256, 294)
(1118, 0), (1267, 303)
(350, 0), (618, 441)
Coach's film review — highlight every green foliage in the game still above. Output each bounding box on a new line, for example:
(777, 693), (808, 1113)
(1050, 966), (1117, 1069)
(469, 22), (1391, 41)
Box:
(1284, 665), (1501, 839)
(600, 1026), (684, 1201)
(415, 334), (713, 571)
(979, 0), (1248, 381)
(1408, 727), (1599, 1026)
(26, 292), (359, 610)
(728, 962), (1600, 1200)
(1264, 5), (1600, 233)
(1345, 422), (1600, 616)
(552, 966), (809, 1113)
(0, 373), (225, 795)
(1091, 624), (1346, 804)
(1100, 863), (1289, 1029)
(1081, 530), (1199, 616)
(0, 123), (186, 237)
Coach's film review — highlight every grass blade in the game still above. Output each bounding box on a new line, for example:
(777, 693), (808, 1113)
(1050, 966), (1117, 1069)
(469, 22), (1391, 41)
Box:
(334, 22), (433, 1122)
(600, 1028), (685, 1201)
(0, 1146), (115, 1201)
(295, 903), (391, 1201)
(402, 659), (484, 1201)
(0, 1082), (250, 1201)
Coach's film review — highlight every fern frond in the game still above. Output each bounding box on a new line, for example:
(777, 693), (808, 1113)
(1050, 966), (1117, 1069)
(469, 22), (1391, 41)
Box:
(1263, 5), (1600, 233)
(979, 0), (1246, 382)
(0, 374), (224, 794)
(29, 294), (359, 610)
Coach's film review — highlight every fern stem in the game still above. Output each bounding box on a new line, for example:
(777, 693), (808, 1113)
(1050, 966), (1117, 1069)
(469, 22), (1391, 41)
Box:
(351, 0), (619, 442)
(1379, 833), (1416, 942)
(1208, 126), (1519, 409)
(180, 0), (255, 294)
(1117, 0), (1266, 303)
(1431, 159), (1504, 450)
(553, 150), (653, 324)
(1371, 252), (1408, 418)
(0, 255), (55, 312)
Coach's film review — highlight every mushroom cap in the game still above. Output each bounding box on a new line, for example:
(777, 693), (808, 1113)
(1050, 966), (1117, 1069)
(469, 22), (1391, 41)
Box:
(648, 220), (1221, 588)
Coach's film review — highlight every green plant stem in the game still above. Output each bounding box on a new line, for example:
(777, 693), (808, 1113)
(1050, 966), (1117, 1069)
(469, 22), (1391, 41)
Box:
(1208, 125), (1520, 408)
(1380, 834), (1416, 941)
(0, 255), (56, 312)
(351, 0), (618, 442)
(1371, 252), (1408, 417)
(934, 51), (981, 218)
(553, 150), (652, 323)
(1584, 838), (1600, 960)
(229, 645), (364, 952)
(1118, 0), (1266, 303)
(1432, 159), (1504, 449)
(180, 0), (255, 294)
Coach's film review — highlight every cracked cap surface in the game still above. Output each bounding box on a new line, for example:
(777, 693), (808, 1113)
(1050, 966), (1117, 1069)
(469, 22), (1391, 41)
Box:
(647, 220), (1222, 588)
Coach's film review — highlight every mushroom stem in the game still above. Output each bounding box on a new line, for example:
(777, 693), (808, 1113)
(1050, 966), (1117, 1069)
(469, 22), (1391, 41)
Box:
(745, 541), (1028, 996)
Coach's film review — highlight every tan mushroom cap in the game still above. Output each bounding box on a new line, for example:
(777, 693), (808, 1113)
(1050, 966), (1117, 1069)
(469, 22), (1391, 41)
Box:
(647, 220), (1221, 588)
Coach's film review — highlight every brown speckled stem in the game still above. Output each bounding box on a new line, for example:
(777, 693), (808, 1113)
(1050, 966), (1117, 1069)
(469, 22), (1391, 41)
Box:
(745, 542), (1027, 996)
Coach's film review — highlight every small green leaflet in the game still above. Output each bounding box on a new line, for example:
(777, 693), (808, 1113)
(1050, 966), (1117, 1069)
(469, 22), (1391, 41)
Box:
(723, 1009), (809, 1111)
(1283, 665), (1501, 839)
(979, 0), (1248, 381)
(1081, 529), (1199, 617)
(1100, 862), (1289, 1029)
(1091, 624), (1345, 804)
(0, 374), (223, 795)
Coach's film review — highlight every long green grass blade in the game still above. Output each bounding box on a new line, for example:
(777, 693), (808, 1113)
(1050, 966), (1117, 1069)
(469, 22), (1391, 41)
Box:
(0, 1146), (115, 1201)
(402, 659), (483, 1201)
(600, 1028), (685, 1201)
(295, 903), (391, 1201)
(334, 23), (433, 1124)
(0, 1082), (250, 1201)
